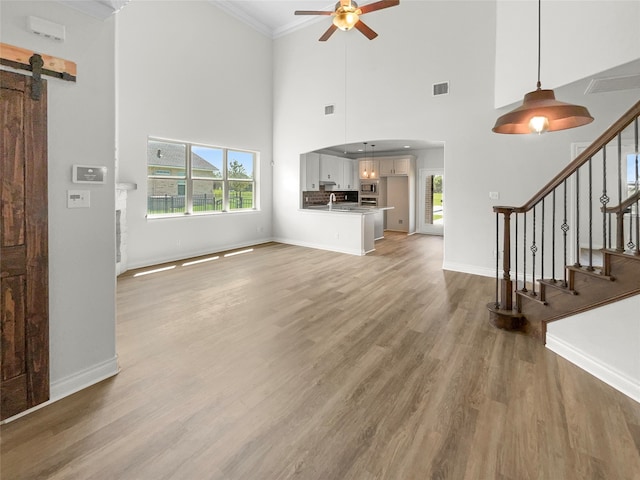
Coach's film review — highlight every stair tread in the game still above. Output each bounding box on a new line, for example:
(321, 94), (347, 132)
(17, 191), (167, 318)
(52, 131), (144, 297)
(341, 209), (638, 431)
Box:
(515, 289), (547, 306)
(602, 248), (640, 261)
(566, 264), (614, 281)
(539, 278), (578, 295)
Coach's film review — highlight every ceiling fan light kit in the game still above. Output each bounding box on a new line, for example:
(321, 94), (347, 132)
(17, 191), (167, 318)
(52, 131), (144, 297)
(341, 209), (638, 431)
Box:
(333, 2), (360, 30)
(492, 0), (593, 134)
(295, 0), (399, 42)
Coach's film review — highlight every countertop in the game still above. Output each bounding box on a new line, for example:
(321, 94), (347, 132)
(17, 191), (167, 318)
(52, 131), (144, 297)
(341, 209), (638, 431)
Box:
(302, 204), (394, 214)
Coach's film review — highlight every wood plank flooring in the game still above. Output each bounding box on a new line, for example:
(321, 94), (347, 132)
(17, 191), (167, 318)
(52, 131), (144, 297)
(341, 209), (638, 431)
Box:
(1, 233), (639, 479)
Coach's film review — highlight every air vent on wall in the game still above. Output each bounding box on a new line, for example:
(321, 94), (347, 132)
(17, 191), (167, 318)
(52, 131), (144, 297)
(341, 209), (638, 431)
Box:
(433, 81), (449, 96)
(585, 74), (640, 94)
(324, 104), (335, 115)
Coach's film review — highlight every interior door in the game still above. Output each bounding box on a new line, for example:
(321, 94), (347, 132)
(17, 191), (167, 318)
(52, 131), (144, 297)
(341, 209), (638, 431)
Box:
(418, 168), (444, 235)
(1, 70), (49, 420)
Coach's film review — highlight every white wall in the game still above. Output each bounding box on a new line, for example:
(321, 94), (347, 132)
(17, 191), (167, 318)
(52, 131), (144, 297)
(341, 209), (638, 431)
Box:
(116, 0), (274, 269)
(1, 1), (118, 403)
(495, 0), (640, 108)
(415, 147), (445, 171)
(547, 296), (640, 403)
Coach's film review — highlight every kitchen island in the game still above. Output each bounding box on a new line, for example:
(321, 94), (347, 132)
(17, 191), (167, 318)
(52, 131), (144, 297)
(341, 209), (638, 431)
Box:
(300, 205), (393, 254)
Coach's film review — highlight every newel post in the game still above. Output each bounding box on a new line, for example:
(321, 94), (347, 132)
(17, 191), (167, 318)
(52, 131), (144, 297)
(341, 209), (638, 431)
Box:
(494, 207), (515, 310)
(488, 206), (523, 331)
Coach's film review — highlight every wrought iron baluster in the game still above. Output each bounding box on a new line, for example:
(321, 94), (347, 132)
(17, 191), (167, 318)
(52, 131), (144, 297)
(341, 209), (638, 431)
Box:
(541, 198), (545, 280)
(515, 214), (519, 291)
(618, 133), (622, 212)
(495, 211), (500, 307)
(601, 147), (610, 252)
(552, 189), (556, 282)
(522, 211), (528, 292)
(562, 180), (569, 287)
(630, 206), (635, 252)
(588, 157), (594, 271)
(531, 204), (538, 297)
(575, 168), (581, 267)
(617, 132), (623, 252)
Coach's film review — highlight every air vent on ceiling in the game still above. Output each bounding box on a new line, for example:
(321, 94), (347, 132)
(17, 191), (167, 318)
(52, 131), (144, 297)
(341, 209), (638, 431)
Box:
(324, 104), (335, 115)
(585, 74), (640, 94)
(433, 81), (449, 96)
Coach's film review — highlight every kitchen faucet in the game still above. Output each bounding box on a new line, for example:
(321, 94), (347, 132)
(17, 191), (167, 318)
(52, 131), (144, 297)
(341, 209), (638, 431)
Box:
(328, 193), (336, 209)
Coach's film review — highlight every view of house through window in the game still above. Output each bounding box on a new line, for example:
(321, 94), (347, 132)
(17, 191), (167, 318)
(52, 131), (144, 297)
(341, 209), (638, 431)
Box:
(147, 138), (256, 216)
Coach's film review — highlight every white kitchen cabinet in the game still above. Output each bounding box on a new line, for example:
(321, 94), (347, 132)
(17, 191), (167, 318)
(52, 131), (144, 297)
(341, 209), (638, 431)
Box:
(302, 152), (320, 191)
(359, 159), (380, 179)
(320, 154), (344, 189)
(379, 156), (411, 176)
(343, 159), (357, 190)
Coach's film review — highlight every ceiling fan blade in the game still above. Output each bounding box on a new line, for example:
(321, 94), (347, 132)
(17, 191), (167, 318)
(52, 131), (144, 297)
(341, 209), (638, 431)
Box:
(358, 0), (400, 15)
(354, 19), (378, 40)
(295, 10), (333, 15)
(319, 24), (339, 41)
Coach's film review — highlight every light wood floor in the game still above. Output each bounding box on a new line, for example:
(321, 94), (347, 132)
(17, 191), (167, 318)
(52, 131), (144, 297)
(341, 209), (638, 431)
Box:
(2, 233), (639, 479)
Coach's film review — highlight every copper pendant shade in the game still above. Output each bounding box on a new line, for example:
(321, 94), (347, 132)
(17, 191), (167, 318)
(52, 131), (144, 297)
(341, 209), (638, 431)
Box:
(493, 84), (594, 134)
(492, 0), (593, 134)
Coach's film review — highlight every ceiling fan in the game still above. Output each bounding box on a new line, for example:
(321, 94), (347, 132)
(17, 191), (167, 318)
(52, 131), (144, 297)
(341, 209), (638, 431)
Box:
(295, 0), (400, 42)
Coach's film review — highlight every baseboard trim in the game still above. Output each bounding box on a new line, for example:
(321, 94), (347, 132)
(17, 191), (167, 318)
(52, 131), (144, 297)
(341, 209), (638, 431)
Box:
(546, 334), (640, 404)
(442, 261), (495, 278)
(0, 355), (120, 425)
(127, 237), (274, 271)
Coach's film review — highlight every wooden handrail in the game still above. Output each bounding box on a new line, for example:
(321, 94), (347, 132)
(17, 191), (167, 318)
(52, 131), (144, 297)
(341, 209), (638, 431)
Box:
(603, 190), (640, 214)
(508, 99), (640, 214)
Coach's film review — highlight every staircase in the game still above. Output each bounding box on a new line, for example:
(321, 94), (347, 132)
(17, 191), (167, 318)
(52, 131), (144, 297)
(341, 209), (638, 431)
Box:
(488, 100), (640, 343)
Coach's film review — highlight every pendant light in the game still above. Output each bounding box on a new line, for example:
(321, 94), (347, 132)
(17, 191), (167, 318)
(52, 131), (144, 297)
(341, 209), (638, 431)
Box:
(492, 0), (593, 134)
(363, 142), (369, 178)
(371, 144), (376, 178)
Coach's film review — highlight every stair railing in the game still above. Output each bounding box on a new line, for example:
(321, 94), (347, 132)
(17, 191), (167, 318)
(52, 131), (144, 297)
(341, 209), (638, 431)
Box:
(490, 100), (640, 322)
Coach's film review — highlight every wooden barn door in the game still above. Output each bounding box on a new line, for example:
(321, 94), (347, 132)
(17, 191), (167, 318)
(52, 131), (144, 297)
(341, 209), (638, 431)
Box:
(1, 70), (49, 420)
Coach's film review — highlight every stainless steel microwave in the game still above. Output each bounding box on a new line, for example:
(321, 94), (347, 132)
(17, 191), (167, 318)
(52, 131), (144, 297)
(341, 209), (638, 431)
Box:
(360, 182), (377, 193)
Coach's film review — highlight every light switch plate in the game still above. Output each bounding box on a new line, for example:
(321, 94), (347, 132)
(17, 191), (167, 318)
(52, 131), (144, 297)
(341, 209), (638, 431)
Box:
(489, 191), (500, 200)
(67, 190), (90, 208)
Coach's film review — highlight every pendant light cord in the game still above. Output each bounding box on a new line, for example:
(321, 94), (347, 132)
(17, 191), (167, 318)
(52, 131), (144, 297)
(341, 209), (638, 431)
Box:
(343, 36), (348, 153)
(537, 0), (541, 89)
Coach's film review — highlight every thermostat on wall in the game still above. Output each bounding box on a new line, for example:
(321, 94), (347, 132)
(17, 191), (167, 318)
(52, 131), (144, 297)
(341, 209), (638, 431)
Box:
(72, 165), (107, 184)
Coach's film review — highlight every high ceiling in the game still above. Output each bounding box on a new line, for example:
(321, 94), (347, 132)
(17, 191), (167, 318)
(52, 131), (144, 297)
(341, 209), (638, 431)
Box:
(57, 0), (348, 38)
(212, 1), (336, 38)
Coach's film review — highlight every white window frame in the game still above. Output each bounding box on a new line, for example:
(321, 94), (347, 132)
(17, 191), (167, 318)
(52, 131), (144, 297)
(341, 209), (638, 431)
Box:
(147, 137), (258, 217)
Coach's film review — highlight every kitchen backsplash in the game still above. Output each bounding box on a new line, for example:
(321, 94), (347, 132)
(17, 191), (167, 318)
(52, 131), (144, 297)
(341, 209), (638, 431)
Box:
(302, 188), (359, 207)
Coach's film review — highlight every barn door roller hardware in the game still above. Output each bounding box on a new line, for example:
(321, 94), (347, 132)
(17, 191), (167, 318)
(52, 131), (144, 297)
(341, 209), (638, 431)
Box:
(1, 43), (76, 100)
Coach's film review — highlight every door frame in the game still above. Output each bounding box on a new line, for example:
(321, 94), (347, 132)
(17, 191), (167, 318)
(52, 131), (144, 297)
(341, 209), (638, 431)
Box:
(418, 168), (444, 235)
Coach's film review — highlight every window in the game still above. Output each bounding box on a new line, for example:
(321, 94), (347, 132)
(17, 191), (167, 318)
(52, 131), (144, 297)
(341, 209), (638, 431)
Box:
(147, 138), (257, 216)
(628, 153), (639, 196)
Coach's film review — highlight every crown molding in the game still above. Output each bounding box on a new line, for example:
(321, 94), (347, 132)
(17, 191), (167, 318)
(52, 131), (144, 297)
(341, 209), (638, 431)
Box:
(55, 0), (130, 20)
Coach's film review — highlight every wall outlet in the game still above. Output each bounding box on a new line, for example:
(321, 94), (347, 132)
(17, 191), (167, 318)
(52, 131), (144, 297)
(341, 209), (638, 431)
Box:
(489, 191), (500, 200)
(399, 219), (403, 224)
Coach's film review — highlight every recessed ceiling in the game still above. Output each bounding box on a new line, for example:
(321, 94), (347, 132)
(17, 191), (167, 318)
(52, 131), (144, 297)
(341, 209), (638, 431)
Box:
(315, 139), (444, 159)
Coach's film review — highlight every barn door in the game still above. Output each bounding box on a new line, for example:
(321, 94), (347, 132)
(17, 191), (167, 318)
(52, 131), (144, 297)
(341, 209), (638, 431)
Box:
(1, 70), (49, 420)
